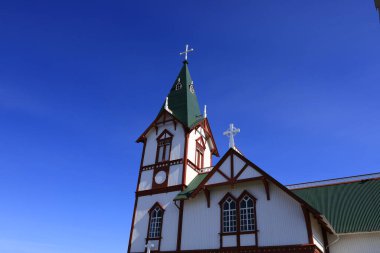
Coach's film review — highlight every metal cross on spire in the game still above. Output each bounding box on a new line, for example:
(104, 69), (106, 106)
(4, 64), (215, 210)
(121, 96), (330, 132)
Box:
(223, 123), (240, 149)
(180, 44), (194, 61)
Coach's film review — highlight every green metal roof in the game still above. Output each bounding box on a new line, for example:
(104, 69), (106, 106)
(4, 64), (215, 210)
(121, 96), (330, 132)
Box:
(293, 179), (380, 233)
(159, 61), (202, 128)
(174, 173), (209, 200)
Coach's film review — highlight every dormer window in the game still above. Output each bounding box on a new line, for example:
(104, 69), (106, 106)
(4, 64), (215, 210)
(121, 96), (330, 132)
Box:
(195, 137), (206, 168)
(189, 81), (195, 94)
(175, 78), (182, 90)
(156, 130), (173, 163)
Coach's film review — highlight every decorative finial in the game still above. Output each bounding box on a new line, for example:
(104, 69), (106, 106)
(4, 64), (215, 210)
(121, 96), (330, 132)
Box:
(180, 44), (194, 61)
(223, 123), (240, 149)
(204, 105), (207, 118)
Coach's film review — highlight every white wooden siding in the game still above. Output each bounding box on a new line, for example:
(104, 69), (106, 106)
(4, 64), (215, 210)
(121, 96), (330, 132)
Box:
(138, 170), (153, 191)
(130, 192), (180, 253)
(223, 235), (237, 247)
(241, 234), (256, 246)
(142, 120), (185, 166)
(206, 172), (228, 185)
(237, 166), (262, 180)
(181, 181), (309, 250)
(187, 127), (213, 168)
(328, 232), (380, 253)
(185, 165), (198, 185)
(168, 164), (182, 186)
(233, 155), (246, 177)
(218, 156), (231, 178)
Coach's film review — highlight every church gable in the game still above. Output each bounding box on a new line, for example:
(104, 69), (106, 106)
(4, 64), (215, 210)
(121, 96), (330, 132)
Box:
(203, 150), (263, 188)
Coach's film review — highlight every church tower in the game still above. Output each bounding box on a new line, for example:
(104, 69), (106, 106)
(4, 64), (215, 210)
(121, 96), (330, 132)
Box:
(128, 54), (219, 252)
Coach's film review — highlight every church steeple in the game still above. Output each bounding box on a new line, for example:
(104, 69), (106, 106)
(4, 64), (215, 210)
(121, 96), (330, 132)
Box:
(160, 61), (202, 128)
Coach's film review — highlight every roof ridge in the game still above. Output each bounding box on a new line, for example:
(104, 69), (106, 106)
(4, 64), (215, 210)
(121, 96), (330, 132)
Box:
(287, 172), (380, 190)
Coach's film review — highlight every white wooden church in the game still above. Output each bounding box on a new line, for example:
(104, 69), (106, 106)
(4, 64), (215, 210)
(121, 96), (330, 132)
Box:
(128, 47), (380, 253)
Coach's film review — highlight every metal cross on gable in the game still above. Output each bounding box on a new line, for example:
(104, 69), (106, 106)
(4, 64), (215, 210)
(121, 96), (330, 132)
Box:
(179, 44), (194, 61)
(223, 123), (240, 149)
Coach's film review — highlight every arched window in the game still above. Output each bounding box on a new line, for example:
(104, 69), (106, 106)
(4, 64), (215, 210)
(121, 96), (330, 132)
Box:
(221, 196), (237, 233)
(148, 203), (164, 239)
(156, 130), (173, 163)
(239, 195), (256, 232)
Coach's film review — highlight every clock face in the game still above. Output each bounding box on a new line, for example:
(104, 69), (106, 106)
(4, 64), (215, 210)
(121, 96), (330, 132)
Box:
(155, 171), (167, 185)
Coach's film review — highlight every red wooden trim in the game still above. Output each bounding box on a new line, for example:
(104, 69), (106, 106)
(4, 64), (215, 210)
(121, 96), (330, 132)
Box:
(206, 176), (264, 188)
(136, 185), (183, 196)
(187, 159), (201, 173)
(176, 200), (184, 251)
(136, 140), (147, 191)
(218, 191), (259, 248)
(190, 148), (332, 234)
(136, 110), (186, 143)
(218, 192), (237, 205)
(262, 178), (270, 200)
(148, 202), (165, 214)
(233, 163), (249, 181)
(195, 146), (204, 169)
(196, 136), (206, 149)
(321, 226), (330, 253)
(237, 190), (257, 202)
(136, 244), (321, 253)
(127, 197), (139, 253)
(182, 132), (189, 187)
(190, 149), (232, 197)
(145, 202), (165, 251)
(128, 138), (147, 253)
(216, 169), (231, 181)
(155, 130), (173, 164)
(141, 159), (183, 171)
(156, 129), (174, 140)
(230, 154), (234, 179)
(302, 207), (313, 244)
(190, 118), (219, 156)
(152, 166), (169, 189)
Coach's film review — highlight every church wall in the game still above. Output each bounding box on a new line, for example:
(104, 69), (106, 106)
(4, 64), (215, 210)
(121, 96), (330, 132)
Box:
(168, 164), (183, 186)
(142, 121), (185, 167)
(328, 232), (380, 253)
(130, 192), (180, 253)
(185, 165), (198, 185)
(138, 170), (153, 191)
(181, 181), (309, 250)
(310, 214), (324, 252)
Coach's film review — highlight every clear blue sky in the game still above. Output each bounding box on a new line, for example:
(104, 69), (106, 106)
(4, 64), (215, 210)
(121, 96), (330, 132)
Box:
(0, 1), (379, 252)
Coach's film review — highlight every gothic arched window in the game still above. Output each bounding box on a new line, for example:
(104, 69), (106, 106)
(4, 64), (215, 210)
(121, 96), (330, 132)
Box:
(220, 194), (237, 233)
(239, 194), (256, 232)
(156, 130), (173, 163)
(147, 203), (164, 239)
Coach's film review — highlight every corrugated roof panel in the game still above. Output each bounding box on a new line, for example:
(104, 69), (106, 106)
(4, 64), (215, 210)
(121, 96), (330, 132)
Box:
(174, 173), (208, 200)
(293, 179), (380, 233)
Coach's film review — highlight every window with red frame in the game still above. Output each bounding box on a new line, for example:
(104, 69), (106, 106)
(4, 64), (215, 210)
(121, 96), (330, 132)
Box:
(195, 137), (206, 168)
(156, 130), (173, 163)
(147, 203), (164, 239)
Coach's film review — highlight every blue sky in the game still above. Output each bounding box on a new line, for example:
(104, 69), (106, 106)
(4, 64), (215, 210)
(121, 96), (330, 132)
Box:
(0, 1), (379, 252)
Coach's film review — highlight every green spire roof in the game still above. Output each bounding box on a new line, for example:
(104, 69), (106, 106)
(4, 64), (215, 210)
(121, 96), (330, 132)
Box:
(160, 61), (202, 128)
